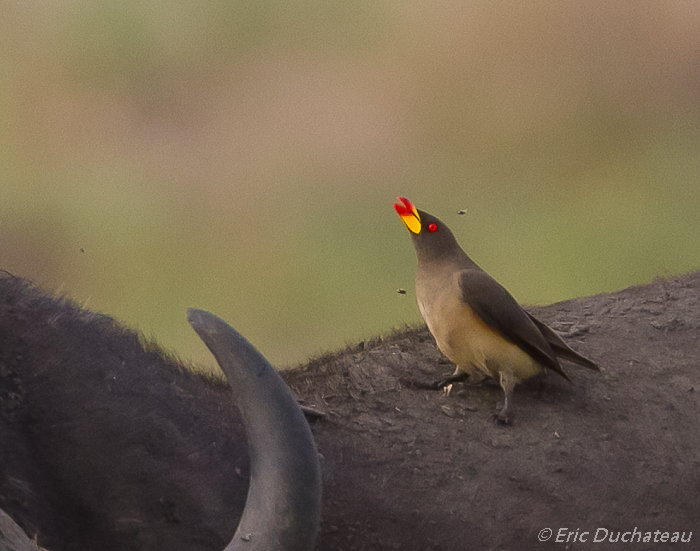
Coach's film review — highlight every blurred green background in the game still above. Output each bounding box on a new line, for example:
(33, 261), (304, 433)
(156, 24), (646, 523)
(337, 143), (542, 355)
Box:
(2, 1), (699, 370)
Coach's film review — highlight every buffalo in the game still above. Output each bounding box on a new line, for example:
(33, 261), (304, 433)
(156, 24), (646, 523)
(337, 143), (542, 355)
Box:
(3, 271), (700, 551)
(0, 274), (320, 551)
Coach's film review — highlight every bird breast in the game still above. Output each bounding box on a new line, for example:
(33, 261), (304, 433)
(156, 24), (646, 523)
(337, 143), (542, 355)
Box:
(416, 268), (541, 382)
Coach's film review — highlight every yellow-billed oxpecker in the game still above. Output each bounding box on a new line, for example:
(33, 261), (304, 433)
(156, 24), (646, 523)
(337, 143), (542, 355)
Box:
(394, 197), (599, 424)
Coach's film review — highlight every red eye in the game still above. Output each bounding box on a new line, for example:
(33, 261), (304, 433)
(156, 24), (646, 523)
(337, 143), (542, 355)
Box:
(428, 223), (438, 232)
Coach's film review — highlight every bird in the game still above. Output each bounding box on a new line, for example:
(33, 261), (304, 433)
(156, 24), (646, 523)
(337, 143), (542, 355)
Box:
(393, 196), (599, 424)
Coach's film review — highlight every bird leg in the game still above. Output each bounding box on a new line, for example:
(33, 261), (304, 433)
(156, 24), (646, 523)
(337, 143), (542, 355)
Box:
(495, 370), (516, 425)
(496, 391), (513, 425)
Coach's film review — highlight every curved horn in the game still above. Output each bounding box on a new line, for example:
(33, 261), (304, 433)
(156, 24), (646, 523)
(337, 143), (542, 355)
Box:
(187, 309), (321, 551)
(0, 508), (44, 551)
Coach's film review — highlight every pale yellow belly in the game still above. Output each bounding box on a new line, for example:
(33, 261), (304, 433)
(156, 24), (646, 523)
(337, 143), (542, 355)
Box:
(420, 293), (542, 384)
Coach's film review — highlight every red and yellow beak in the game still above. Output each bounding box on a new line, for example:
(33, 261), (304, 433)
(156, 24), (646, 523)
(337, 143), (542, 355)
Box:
(394, 197), (422, 235)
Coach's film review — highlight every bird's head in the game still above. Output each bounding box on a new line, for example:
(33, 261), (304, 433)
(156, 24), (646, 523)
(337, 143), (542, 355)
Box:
(393, 197), (464, 263)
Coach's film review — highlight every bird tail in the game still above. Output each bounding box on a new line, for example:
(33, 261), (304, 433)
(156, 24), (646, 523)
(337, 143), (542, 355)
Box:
(526, 313), (600, 371)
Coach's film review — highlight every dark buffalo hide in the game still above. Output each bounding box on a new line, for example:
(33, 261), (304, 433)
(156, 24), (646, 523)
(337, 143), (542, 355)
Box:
(285, 272), (700, 551)
(0, 275), (248, 551)
(2, 272), (700, 551)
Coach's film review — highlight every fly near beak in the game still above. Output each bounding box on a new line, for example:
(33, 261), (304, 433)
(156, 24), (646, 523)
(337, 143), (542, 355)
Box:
(394, 197), (421, 234)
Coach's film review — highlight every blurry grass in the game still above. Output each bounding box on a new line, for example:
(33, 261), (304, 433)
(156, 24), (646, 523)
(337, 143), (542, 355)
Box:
(59, 0), (392, 95)
(2, 122), (699, 369)
(1, 1), (700, 369)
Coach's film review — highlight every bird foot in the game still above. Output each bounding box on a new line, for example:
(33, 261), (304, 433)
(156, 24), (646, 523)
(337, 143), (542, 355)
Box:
(431, 371), (470, 390)
(493, 410), (513, 426)
(399, 378), (439, 390)
(493, 395), (513, 425)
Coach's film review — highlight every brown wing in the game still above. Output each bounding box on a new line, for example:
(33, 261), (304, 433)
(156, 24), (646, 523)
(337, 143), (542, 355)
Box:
(458, 269), (571, 381)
